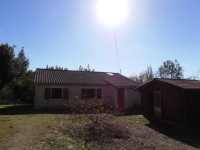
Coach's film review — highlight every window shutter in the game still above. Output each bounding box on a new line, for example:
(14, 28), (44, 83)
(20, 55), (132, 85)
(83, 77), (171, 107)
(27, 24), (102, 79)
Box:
(63, 88), (69, 99)
(82, 89), (87, 99)
(45, 88), (51, 99)
(97, 89), (101, 99)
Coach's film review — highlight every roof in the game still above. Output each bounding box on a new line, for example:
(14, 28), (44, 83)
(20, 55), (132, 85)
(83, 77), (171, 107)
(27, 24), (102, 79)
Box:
(33, 69), (140, 88)
(135, 78), (200, 90)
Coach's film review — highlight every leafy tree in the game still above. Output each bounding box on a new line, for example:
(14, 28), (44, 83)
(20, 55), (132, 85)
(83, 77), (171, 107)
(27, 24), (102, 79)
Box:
(0, 43), (15, 90)
(0, 85), (14, 103)
(0, 44), (35, 103)
(45, 64), (94, 71)
(157, 59), (184, 79)
(78, 64), (95, 72)
(130, 74), (140, 83)
(145, 66), (154, 81)
(130, 66), (154, 83)
(46, 65), (68, 70)
(13, 48), (29, 78)
(11, 48), (34, 103)
(16, 70), (35, 103)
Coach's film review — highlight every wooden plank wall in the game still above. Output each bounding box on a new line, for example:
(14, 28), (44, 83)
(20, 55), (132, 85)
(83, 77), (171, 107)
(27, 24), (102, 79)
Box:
(139, 81), (189, 124)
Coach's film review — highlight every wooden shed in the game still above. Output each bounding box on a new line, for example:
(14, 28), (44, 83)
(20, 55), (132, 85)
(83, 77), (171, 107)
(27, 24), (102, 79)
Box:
(135, 78), (200, 125)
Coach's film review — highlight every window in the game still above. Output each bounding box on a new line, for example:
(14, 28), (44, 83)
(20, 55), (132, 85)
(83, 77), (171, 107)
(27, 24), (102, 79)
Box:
(52, 88), (62, 99)
(82, 89), (102, 99)
(44, 88), (69, 99)
(87, 89), (95, 98)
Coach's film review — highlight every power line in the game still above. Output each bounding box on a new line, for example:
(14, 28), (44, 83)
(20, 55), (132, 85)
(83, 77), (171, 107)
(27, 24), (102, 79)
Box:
(0, 21), (20, 51)
(113, 24), (121, 73)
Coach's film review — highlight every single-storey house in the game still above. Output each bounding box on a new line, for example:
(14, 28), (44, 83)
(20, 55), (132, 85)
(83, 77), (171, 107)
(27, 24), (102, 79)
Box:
(135, 78), (200, 125)
(34, 69), (141, 109)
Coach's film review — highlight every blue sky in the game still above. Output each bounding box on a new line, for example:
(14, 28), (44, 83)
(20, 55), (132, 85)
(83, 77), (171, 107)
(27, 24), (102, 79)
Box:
(1, 0), (200, 78)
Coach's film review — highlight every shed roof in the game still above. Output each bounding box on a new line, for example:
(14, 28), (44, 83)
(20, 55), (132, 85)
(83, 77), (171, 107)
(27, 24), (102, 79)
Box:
(34, 69), (140, 88)
(135, 78), (200, 90)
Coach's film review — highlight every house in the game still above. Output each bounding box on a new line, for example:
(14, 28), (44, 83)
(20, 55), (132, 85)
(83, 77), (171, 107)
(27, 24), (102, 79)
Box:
(33, 69), (141, 109)
(135, 78), (200, 125)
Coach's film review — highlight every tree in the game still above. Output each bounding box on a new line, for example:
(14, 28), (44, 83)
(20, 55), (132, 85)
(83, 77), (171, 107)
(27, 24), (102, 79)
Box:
(0, 43), (15, 90)
(130, 66), (154, 83)
(0, 44), (35, 103)
(145, 66), (154, 81)
(0, 85), (14, 103)
(13, 47), (29, 78)
(78, 64), (95, 72)
(17, 70), (35, 103)
(11, 48), (34, 103)
(130, 74), (140, 83)
(46, 65), (68, 70)
(157, 59), (184, 79)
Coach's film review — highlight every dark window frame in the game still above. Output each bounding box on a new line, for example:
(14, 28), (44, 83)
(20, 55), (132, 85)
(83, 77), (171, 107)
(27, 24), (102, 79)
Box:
(52, 88), (62, 99)
(82, 88), (102, 99)
(44, 88), (69, 100)
(87, 89), (95, 98)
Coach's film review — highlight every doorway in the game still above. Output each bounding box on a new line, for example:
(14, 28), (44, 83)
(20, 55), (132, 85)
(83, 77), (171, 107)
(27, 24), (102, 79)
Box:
(154, 91), (162, 117)
(118, 88), (124, 108)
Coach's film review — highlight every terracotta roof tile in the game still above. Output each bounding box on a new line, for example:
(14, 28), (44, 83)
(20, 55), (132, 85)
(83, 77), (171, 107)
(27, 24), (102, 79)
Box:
(136, 78), (200, 90)
(34, 69), (140, 87)
(156, 78), (200, 90)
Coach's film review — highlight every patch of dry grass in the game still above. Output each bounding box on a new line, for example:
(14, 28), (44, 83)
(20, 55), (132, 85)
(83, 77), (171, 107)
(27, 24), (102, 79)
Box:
(0, 105), (199, 150)
(61, 114), (197, 150)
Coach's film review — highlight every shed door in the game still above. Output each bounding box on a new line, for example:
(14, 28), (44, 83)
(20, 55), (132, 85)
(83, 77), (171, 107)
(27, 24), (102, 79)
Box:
(154, 91), (162, 117)
(118, 88), (124, 108)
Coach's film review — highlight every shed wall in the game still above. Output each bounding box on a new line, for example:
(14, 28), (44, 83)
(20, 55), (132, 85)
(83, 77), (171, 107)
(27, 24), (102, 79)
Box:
(139, 81), (188, 124)
(187, 91), (200, 124)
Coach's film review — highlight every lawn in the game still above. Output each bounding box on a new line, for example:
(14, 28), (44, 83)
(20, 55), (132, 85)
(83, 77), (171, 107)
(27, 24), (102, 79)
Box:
(0, 104), (199, 150)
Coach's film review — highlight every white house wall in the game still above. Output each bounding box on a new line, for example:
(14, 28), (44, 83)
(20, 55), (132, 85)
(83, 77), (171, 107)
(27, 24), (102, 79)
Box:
(35, 84), (117, 109)
(35, 84), (141, 109)
(107, 85), (118, 107)
(124, 89), (141, 109)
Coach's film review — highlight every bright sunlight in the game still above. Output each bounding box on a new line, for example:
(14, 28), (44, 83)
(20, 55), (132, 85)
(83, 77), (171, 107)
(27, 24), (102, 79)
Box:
(97, 0), (128, 26)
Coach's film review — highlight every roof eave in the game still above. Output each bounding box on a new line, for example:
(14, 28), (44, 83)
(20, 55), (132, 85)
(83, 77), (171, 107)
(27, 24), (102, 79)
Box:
(33, 83), (108, 86)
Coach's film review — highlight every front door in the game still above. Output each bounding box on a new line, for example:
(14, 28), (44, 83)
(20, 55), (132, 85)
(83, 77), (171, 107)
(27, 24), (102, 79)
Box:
(118, 88), (124, 108)
(154, 91), (162, 117)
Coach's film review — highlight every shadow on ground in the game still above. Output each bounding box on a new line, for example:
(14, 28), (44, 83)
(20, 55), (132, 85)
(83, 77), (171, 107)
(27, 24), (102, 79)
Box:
(0, 104), (68, 115)
(145, 116), (200, 149)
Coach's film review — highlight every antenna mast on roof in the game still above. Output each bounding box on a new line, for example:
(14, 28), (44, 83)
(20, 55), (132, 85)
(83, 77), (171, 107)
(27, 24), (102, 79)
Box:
(113, 24), (121, 74)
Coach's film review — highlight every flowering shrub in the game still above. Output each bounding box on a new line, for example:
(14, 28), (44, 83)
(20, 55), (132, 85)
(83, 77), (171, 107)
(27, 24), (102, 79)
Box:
(65, 98), (130, 142)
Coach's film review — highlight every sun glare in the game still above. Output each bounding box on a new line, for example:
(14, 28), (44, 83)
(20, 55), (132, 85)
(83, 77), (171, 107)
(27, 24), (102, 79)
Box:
(97, 0), (128, 26)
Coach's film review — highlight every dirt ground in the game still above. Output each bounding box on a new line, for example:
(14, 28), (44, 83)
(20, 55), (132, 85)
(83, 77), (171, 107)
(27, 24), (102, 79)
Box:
(0, 105), (200, 150)
(61, 115), (200, 150)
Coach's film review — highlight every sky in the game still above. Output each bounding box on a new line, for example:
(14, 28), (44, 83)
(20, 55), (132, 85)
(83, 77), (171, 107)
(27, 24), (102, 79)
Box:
(1, 0), (200, 78)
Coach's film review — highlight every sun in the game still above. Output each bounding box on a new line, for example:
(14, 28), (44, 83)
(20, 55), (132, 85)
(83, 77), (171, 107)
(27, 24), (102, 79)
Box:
(97, 0), (128, 26)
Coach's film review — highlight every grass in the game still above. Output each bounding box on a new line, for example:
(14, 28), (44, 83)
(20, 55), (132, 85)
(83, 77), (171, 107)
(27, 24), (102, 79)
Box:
(0, 104), (90, 150)
(0, 116), (10, 122)
(118, 115), (150, 124)
(0, 104), (199, 150)
(0, 104), (19, 109)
